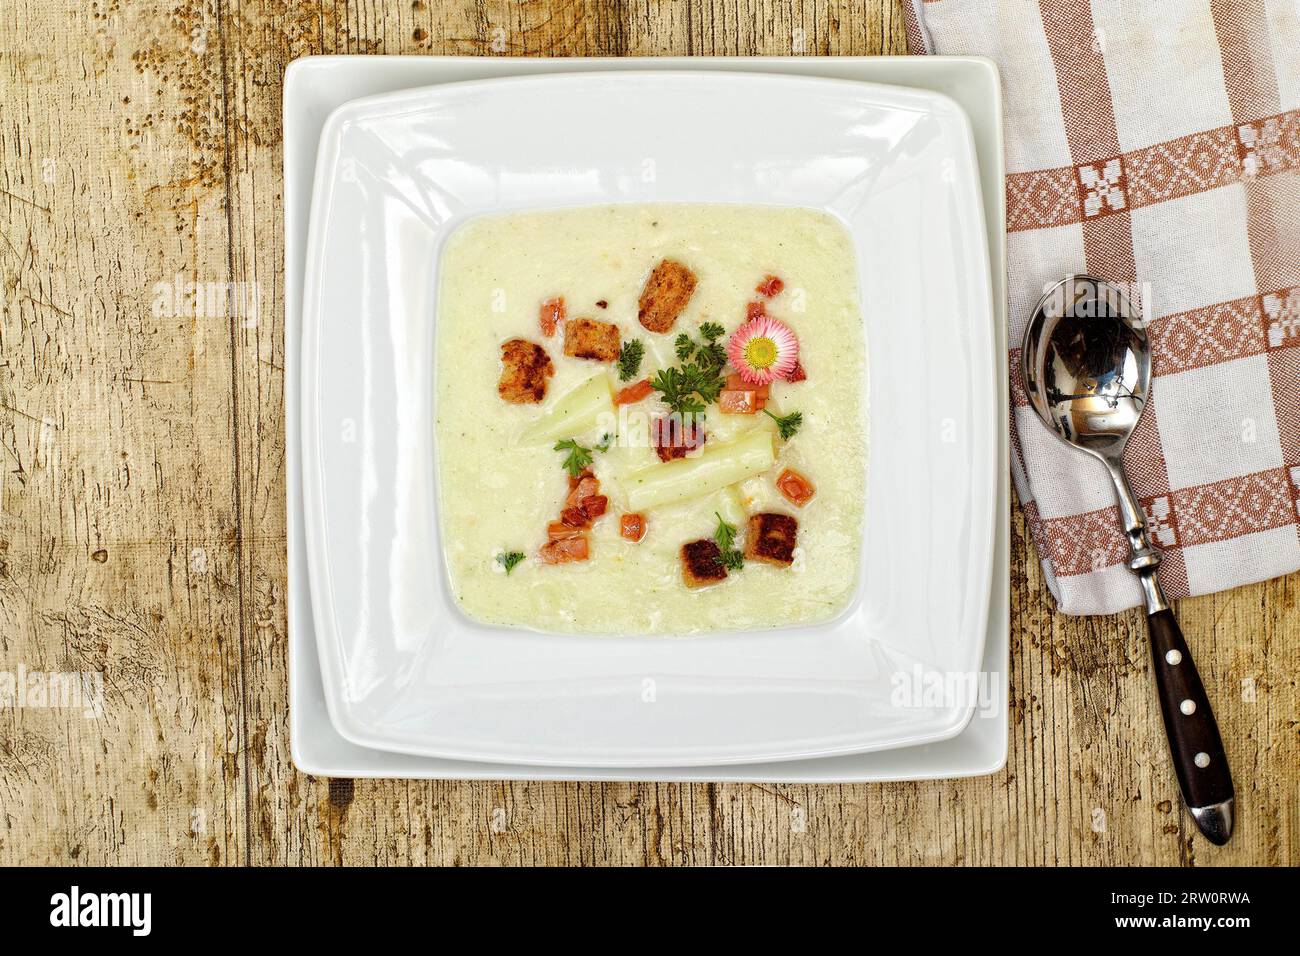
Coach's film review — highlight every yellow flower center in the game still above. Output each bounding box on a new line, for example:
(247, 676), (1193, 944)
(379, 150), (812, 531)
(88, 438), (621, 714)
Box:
(744, 336), (778, 369)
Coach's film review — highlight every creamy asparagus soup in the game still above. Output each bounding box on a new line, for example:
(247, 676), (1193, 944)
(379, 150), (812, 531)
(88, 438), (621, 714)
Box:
(435, 204), (867, 635)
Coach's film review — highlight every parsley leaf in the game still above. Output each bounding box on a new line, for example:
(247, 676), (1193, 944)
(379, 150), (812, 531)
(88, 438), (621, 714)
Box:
(617, 339), (644, 381)
(498, 551), (525, 575)
(764, 408), (803, 440)
(595, 433), (614, 453)
(696, 341), (728, 375)
(674, 333), (695, 361)
(553, 438), (595, 478)
(651, 324), (732, 415)
(714, 513), (745, 571)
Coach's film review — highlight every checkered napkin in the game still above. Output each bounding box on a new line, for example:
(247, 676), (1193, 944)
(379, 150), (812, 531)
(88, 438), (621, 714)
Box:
(905, 0), (1300, 614)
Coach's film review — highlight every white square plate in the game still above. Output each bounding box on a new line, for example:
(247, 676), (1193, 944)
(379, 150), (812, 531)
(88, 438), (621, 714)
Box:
(301, 68), (997, 766)
(287, 55), (1009, 780)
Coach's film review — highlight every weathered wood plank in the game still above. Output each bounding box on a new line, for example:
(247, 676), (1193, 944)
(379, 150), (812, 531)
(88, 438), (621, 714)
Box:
(0, 0), (246, 864)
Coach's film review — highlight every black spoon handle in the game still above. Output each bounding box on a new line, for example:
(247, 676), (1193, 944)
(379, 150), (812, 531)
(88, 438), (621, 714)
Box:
(1146, 607), (1234, 844)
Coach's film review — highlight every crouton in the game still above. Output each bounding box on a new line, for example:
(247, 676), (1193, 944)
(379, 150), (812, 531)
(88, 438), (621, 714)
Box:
(744, 513), (798, 566)
(638, 259), (697, 333)
(681, 539), (728, 588)
(498, 339), (554, 404)
(563, 317), (621, 362)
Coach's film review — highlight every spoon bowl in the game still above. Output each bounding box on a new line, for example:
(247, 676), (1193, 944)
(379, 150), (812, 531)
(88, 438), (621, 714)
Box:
(1022, 275), (1150, 456)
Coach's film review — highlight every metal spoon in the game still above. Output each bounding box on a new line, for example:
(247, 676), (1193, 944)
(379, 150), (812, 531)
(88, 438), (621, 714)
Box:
(1022, 274), (1234, 845)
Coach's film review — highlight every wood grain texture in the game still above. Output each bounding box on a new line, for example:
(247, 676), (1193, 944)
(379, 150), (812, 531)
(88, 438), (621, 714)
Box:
(0, 0), (1295, 867)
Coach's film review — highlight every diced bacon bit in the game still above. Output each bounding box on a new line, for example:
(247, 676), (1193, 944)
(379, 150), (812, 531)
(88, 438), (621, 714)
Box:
(614, 378), (655, 405)
(721, 373), (767, 414)
(785, 360), (807, 383)
(620, 513), (646, 542)
(561, 506), (591, 528)
(746, 300), (767, 321)
(718, 389), (760, 415)
(653, 417), (706, 462)
(756, 275), (784, 297)
(543, 473), (608, 565)
(566, 476), (600, 510)
(540, 535), (589, 564)
(539, 296), (565, 337)
(548, 521), (585, 540)
(725, 373), (769, 399)
(776, 468), (816, 507)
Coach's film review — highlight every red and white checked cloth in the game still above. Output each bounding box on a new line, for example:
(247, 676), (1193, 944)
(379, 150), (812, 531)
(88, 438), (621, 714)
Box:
(905, 1), (1300, 614)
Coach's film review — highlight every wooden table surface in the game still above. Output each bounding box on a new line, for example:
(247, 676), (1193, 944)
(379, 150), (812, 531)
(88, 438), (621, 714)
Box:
(0, 0), (1295, 867)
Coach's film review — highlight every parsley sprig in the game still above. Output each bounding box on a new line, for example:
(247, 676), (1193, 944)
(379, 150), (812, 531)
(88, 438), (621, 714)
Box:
(652, 324), (729, 415)
(763, 409), (803, 440)
(713, 513), (745, 571)
(554, 434), (613, 478)
(617, 339), (644, 381)
(498, 551), (525, 575)
(554, 438), (594, 478)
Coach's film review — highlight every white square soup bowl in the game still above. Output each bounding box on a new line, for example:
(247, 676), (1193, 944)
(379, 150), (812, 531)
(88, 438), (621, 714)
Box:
(301, 70), (997, 766)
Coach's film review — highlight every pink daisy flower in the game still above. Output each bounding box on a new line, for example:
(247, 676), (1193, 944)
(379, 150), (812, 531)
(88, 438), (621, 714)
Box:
(726, 314), (799, 386)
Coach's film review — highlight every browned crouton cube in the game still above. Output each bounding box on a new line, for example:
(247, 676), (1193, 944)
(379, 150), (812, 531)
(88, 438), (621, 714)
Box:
(681, 539), (728, 588)
(563, 317), (621, 362)
(498, 338), (554, 404)
(638, 259), (697, 333)
(744, 513), (798, 566)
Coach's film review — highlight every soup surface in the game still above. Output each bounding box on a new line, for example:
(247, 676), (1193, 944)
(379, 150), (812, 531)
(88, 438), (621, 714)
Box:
(435, 204), (867, 635)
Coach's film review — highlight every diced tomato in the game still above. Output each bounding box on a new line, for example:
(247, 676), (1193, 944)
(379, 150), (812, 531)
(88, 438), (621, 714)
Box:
(718, 389), (759, 415)
(567, 466), (594, 490)
(614, 378), (655, 405)
(746, 300), (766, 321)
(581, 494), (608, 519)
(725, 373), (769, 399)
(785, 361), (807, 383)
(539, 297), (565, 337)
(620, 513), (646, 542)
(776, 468), (816, 507)
(547, 521), (584, 540)
(540, 535), (589, 563)
(756, 275), (784, 297)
